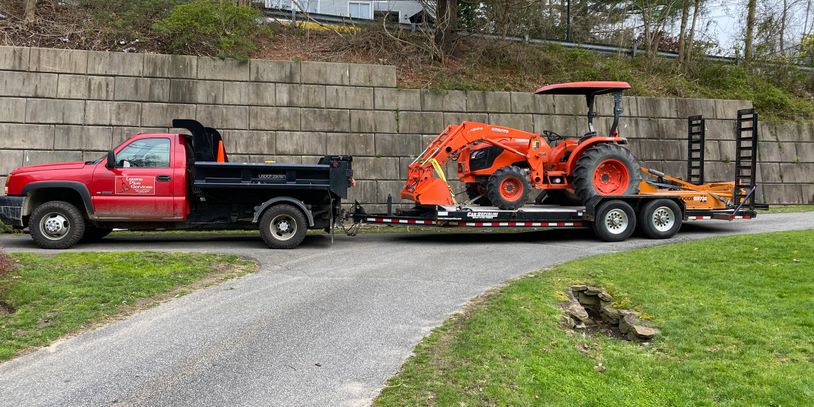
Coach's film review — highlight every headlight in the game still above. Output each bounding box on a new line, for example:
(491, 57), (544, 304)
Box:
(470, 150), (487, 160)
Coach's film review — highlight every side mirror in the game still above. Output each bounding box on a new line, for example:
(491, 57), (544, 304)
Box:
(105, 150), (116, 169)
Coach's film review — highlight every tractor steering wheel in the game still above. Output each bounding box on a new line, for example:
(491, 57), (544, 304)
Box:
(542, 130), (564, 143)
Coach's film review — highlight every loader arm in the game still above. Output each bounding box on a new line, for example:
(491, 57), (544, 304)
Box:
(401, 121), (541, 206)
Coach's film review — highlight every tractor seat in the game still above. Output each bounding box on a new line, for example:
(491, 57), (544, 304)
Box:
(578, 131), (597, 144)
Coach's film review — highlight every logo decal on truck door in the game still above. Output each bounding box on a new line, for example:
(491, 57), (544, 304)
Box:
(115, 176), (156, 195)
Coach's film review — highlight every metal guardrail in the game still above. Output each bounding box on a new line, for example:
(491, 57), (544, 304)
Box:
(263, 8), (813, 71)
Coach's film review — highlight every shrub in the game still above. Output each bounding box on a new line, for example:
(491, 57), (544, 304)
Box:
(153, 0), (263, 60)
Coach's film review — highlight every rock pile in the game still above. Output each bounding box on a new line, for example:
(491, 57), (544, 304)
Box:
(561, 285), (658, 342)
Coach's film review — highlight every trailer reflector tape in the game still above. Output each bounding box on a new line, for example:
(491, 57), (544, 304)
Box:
(460, 221), (582, 227)
(687, 216), (712, 220)
(366, 217), (434, 225)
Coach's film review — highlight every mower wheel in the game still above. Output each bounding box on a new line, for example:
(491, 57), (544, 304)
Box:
(465, 183), (492, 206)
(573, 144), (641, 203)
(487, 166), (530, 210)
(592, 199), (636, 242)
(638, 199), (682, 239)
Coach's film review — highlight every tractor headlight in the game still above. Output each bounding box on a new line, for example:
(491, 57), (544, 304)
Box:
(470, 150), (486, 160)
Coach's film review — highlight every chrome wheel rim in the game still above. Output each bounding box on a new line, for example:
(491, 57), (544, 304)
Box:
(652, 206), (675, 232)
(270, 214), (297, 241)
(39, 212), (70, 240)
(604, 208), (629, 235)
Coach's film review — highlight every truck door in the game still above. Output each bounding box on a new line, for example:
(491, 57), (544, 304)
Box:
(91, 136), (180, 220)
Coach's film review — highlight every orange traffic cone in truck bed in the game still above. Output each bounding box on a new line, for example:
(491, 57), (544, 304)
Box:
(216, 140), (227, 162)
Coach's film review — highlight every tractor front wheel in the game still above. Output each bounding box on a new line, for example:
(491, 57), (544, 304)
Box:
(573, 144), (641, 203)
(487, 166), (530, 210)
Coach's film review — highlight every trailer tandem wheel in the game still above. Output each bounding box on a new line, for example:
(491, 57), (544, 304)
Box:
(592, 199), (636, 242)
(637, 199), (682, 239)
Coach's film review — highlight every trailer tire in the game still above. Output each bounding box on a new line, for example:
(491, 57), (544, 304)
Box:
(29, 200), (86, 249)
(638, 199), (682, 239)
(82, 226), (113, 242)
(487, 166), (530, 210)
(592, 200), (636, 242)
(259, 204), (308, 249)
(573, 144), (641, 204)
(465, 183), (492, 206)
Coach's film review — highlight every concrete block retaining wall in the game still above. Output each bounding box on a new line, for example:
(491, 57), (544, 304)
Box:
(1, 46), (812, 207)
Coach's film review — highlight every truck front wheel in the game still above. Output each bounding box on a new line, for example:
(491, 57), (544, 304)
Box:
(259, 204), (308, 249)
(30, 201), (86, 249)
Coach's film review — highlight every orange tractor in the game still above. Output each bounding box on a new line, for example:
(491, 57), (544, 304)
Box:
(401, 82), (640, 209)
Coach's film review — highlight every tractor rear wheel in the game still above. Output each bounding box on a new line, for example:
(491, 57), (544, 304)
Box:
(486, 166), (530, 210)
(573, 144), (641, 203)
(465, 183), (492, 206)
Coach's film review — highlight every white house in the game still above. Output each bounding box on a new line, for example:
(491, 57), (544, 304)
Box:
(264, 0), (430, 25)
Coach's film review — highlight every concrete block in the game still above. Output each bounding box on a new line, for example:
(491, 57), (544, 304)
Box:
(374, 88), (420, 110)
(374, 111), (398, 133)
(772, 122), (804, 142)
(350, 110), (376, 132)
(169, 79), (223, 104)
(114, 77), (170, 102)
(675, 98), (717, 119)
(443, 112), (488, 124)
(467, 91), (511, 112)
(761, 184), (803, 204)
(54, 125), (113, 150)
(703, 140), (721, 161)
(629, 139), (684, 161)
(714, 99), (753, 120)
(801, 184), (814, 204)
(347, 180), (377, 203)
(375, 133), (423, 156)
(114, 127), (169, 145)
(377, 181), (405, 203)
(421, 90), (466, 112)
(702, 119), (735, 141)
(0, 71), (58, 97)
(85, 101), (141, 126)
(29, 48), (87, 73)
(221, 130), (275, 154)
(0, 150), (24, 175)
(223, 82), (248, 105)
(144, 53), (197, 78)
(533, 115), (578, 136)
(354, 157), (400, 180)
(654, 118), (688, 141)
(141, 103), (195, 127)
(88, 76), (115, 100)
(779, 163), (814, 184)
(326, 133), (375, 156)
(634, 97), (676, 119)
(250, 59), (300, 83)
(487, 114), (533, 131)
(398, 112), (443, 134)
(301, 85), (327, 108)
(23, 150), (83, 166)
(87, 51), (144, 76)
(247, 82), (277, 106)
(398, 157), (414, 179)
(301, 61), (349, 85)
(705, 161), (734, 182)
(249, 107), (300, 131)
(349, 63), (396, 87)
(758, 141), (797, 162)
(511, 92), (555, 114)
(300, 109), (350, 132)
(197, 57), (249, 81)
(551, 94), (587, 116)
(718, 140), (737, 162)
(195, 105), (249, 129)
(326, 86), (374, 109)
(56, 74), (89, 99)
(275, 132), (326, 155)
(0, 124), (54, 148)
(0, 46), (30, 70)
(794, 142), (814, 162)
(25, 99), (84, 124)
(0, 97), (26, 122)
(275, 84), (301, 106)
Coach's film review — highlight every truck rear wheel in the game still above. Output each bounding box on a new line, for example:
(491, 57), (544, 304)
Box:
(592, 199), (636, 242)
(30, 200), (86, 249)
(573, 144), (641, 204)
(638, 199), (682, 239)
(259, 204), (308, 249)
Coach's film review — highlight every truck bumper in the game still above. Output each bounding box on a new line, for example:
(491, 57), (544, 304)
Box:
(0, 195), (25, 228)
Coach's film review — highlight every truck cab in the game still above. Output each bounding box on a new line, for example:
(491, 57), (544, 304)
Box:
(0, 120), (353, 250)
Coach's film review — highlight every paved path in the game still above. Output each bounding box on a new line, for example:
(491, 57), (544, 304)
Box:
(1, 213), (813, 406)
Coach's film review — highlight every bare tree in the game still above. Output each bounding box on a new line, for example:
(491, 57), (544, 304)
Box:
(685, 0), (702, 65)
(435, 0), (458, 57)
(23, 0), (37, 24)
(745, 0), (757, 61)
(678, 0), (690, 65)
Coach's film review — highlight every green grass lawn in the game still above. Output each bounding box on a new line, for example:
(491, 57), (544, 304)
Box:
(761, 204), (814, 213)
(376, 230), (814, 406)
(0, 252), (256, 361)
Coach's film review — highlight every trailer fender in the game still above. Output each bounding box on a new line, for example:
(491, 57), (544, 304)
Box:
(252, 197), (315, 227)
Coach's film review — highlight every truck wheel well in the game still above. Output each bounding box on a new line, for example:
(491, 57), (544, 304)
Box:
(252, 197), (316, 227)
(23, 189), (88, 224)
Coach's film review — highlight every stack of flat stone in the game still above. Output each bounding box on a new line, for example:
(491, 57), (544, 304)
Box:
(561, 285), (658, 341)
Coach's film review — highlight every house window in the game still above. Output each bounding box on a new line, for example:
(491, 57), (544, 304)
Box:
(349, 1), (372, 19)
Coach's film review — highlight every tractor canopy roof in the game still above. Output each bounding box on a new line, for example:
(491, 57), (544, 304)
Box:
(534, 81), (631, 95)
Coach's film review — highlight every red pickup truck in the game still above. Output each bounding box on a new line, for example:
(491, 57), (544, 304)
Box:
(0, 120), (353, 250)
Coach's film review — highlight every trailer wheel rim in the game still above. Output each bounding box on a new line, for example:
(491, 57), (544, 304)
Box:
(604, 208), (629, 235)
(270, 214), (297, 241)
(652, 206), (675, 232)
(499, 177), (523, 201)
(39, 212), (70, 241)
(593, 159), (630, 195)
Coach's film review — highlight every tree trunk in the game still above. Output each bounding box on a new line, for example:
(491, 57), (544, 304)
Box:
(745, 0), (757, 61)
(780, 0), (788, 53)
(678, 0), (690, 66)
(23, 0), (37, 24)
(434, 0), (458, 59)
(685, 0), (701, 65)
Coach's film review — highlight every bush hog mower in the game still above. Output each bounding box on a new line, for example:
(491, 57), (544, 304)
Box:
(351, 83), (763, 242)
